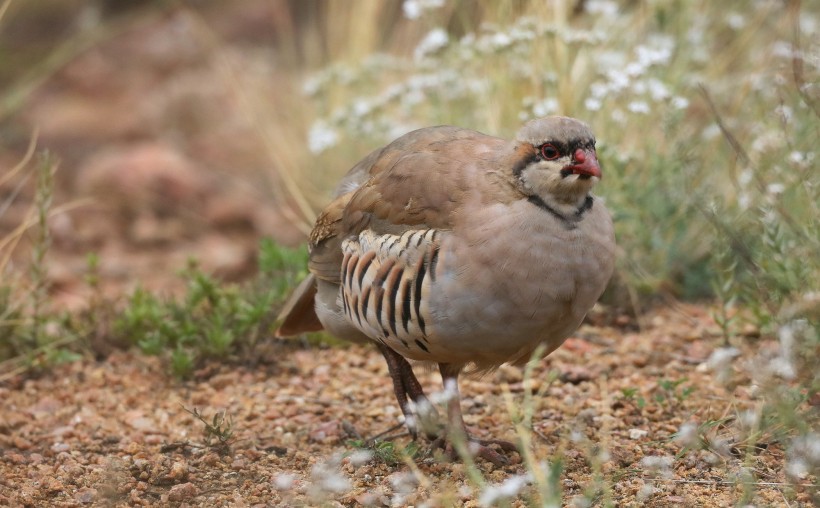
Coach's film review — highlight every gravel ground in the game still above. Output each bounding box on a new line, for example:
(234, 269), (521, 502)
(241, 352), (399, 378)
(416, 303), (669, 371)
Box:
(0, 304), (812, 507)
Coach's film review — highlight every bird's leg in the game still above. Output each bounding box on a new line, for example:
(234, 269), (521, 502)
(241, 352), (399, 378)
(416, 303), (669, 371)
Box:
(377, 343), (436, 439)
(377, 343), (414, 436)
(435, 363), (518, 466)
(395, 352), (440, 438)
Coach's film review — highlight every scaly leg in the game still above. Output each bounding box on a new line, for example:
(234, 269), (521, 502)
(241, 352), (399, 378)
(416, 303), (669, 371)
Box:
(377, 343), (436, 439)
(436, 363), (518, 466)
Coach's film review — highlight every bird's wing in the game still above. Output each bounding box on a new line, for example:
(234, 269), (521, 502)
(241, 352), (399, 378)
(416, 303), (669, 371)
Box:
(277, 125), (511, 337)
(308, 125), (507, 284)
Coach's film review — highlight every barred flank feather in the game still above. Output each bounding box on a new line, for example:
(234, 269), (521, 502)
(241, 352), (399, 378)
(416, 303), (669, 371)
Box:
(340, 229), (440, 356)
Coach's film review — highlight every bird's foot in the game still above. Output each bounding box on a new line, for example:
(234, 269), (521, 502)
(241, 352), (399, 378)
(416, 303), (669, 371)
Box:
(430, 433), (519, 467)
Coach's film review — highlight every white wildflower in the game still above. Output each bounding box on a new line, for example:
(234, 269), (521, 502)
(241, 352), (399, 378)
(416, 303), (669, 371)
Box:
(788, 151), (805, 164)
(595, 50), (628, 72)
(533, 97), (559, 117)
(403, 0), (445, 20)
(459, 32), (476, 48)
(508, 25), (536, 42)
(738, 193), (751, 210)
(766, 182), (785, 195)
(686, 21), (706, 52)
(770, 40), (795, 59)
(641, 455), (674, 478)
(761, 206), (778, 225)
(706, 347), (740, 370)
(705, 347), (740, 383)
(585, 97), (602, 111)
(389, 471), (418, 493)
(738, 409), (760, 430)
(799, 13), (818, 35)
(787, 433), (820, 483)
(352, 99), (373, 118)
(676, 422), (699, 447)
(490, 31), (513, 49)
(585, 0), (619, 15)
(786, 458), (809, 479)
(589, 81), (611, 99)
(463, 76), (489, 95)
(629, 428), (649, 440)
(310, 459), (350, 494)
(307, 120), (339, 154)
(738, 168), (754, 186)
(751, 131), (784, 153)
(627, 100), (650, 114)
(302, 75), (322, 96)
(401, 88), (425, 108)
(646, 78), (670, 101)
(478, 473), (531, 506)
(775, 104), (793, 122)
(631, 79), (647, 94)
(381, 83), (407, 102)
(624, 61), (646, 77)
(637, 483), (660, 500)
(701, 123), (722, 140)
(726, 13), (746, 30)
(782, 319), (815, 354)
(767, 356), (796, 380)
(571, 494), (593, 508)
(562, 28), (599, 44)
(403, 0), (422, 20)
(636, 36), (674, 67)
(671, 96), (689, 110)
(273, 473), (296, 490)
(414, 27), (449, 61)
(606, 69), (630, 92)
(348, 449), (374, 466)
(805, 434), (820, 464)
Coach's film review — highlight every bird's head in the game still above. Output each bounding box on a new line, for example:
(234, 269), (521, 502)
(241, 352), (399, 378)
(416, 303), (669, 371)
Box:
(513, 116), (601, 208)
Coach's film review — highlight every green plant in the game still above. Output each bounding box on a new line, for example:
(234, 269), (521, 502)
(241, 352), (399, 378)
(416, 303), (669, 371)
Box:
(183, 406), (235, 451)
(654, 378), (695, 408)
(0, 149), (84, 374)
(347, 438), (420, 467)
(112, 241), (307, 377)
(620, 387), (646, 410)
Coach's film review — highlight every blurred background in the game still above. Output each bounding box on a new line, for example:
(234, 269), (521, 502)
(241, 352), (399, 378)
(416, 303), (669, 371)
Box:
(1, 3), (818, 502)
(1, 0), (817, 324)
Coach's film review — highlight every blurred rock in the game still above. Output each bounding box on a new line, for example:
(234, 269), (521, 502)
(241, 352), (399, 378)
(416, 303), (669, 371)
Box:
(196, 233), (254, 280)
(167, 482), (198, 502)
(75, 142), (211, 240)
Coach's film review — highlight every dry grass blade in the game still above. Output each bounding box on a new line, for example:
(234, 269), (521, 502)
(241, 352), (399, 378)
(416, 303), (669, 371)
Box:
(0, 129), (37, 190)
(697, 84), (750, 165)
(0, 0), (10, 22)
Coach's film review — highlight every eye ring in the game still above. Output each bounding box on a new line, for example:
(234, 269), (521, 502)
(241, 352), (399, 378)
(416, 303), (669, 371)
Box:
(540, 144), (560, 160)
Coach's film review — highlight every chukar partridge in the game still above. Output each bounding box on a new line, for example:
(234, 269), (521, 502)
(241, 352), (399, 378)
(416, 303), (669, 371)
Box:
(277, 116), (616, 464)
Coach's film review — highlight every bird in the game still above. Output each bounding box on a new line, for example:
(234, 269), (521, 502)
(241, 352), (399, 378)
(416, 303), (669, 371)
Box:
(276, 116), (616, 465)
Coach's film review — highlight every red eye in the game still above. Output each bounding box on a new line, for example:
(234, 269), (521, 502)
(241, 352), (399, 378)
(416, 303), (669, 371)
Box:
(541, 144), (560, 160)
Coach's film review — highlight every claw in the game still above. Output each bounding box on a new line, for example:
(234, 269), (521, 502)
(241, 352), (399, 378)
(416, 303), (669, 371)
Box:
(430, 434), (518, 466)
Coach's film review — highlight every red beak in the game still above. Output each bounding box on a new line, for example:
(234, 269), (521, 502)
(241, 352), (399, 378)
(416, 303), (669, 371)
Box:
(566, 148), (602, 179)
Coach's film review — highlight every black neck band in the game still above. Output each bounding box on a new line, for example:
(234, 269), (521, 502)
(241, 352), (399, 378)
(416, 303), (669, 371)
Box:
(527, 194), (593, 229)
